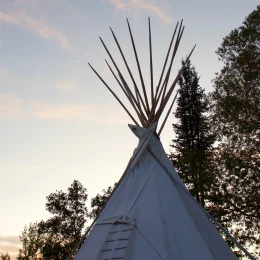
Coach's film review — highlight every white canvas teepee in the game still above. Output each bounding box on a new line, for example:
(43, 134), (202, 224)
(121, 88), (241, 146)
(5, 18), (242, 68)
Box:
(75, 124), (237, 260)
(71, 18), (255, 260)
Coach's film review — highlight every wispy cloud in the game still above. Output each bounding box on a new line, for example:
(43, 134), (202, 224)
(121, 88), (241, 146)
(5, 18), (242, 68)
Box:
(0, 93), (23, 119)
(0, 67), (10, 77)
(0, 236), (20, 245)
(106, 0), (171, 24)
(108, 0), (127, 10)
(0, 10), (70, 49)
(0, 92), (128, 124)
(33, 104), (89, 120)
(33, 103), (129, 124)
(55, 80), (76, 92)
(0, 235), (20, 260)
(0, 93), (89, 120)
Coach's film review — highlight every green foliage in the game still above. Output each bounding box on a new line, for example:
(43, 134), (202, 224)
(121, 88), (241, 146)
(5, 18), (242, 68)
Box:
(0, 253), (10, 260)
(89, 183), (117, 219)
(17, 180), (88, 260)
(16, 223), (44, 260)
(169, 60), (215, 207)
(212, 5), (260, 140)
(210, 5), (260, 258)
(38, 180), (88, 260)
(16, 180), (117, 259)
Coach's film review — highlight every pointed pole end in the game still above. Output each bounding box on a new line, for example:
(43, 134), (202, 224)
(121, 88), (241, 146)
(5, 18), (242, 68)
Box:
(109, 26), (115, 36)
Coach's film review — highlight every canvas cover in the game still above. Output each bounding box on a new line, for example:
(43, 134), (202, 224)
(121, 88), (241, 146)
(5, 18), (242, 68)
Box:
(75, 124), (237, 260)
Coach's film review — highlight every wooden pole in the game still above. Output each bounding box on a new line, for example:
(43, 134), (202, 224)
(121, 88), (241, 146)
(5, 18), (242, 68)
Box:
(105, 60), (147, 126)
(155, 21), (184, 110)
(88, 63), (139, 126)
(99, 36), (148, 121)
(148, 21), (179, 124)
(153, 26), (185, 122)
(148, 17), (154, 109)
(152, 45), (196, 123)
(160, 25), (184, 103)
(109, 27), (147, 118)
(127, 18), (150, 114)
(117, 72), (148, 123)
(154, 21), (179, 103)
(149, 23), (183, 124)
(158, 90), (178, 135)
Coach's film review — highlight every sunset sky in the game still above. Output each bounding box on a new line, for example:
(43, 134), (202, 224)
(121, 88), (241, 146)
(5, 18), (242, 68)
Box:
(0, 0), (259, 258)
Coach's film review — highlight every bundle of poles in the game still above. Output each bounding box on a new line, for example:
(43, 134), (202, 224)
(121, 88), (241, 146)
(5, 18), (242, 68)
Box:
(89, 18), (196, 136)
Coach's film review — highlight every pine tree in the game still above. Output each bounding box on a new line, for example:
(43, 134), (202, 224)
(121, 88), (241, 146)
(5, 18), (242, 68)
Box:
(169, 60), (215, 207)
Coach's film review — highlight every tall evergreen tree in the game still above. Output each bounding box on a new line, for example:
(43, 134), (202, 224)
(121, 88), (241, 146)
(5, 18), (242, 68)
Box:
(169, 60), (215, 207)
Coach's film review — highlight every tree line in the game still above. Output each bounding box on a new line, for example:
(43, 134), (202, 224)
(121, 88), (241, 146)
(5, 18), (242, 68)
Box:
(169, 6), (259, 258)
(169, 5), (259, 258)
(12, 181), (115, 260)
(3, 5), (259, 260)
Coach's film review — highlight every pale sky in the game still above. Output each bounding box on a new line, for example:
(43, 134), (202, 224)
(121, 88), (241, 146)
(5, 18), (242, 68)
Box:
(0, 0), (259, 258)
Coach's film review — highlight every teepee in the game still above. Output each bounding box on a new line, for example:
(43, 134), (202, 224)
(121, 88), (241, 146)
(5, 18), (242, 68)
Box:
(72, 18), (254, 260)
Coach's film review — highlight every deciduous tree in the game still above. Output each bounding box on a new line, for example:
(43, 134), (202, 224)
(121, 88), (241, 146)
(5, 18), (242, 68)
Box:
(38, 180), (88, 260)
(210, 5), (260, 258)
(89, 183), (117, 219)
(17, 223), (43, 260)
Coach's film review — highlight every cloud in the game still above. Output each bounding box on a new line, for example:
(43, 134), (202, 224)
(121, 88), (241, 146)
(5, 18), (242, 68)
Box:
(104, 112), (129, 125)
(0, 10), (70, 49)
(33, 104), (89, 120)
(32, 103), (129, 124)
(106, 0), (171, 24)
(0, 92), (128, 124)
(0, 235), (20, 259)
(108, 0), (127, 10)
(0, 236), (20, 245)
(0, 93), (88, 120)
(0, 93), (23, 119)
(55, 80), (76, 92)
(0, 67), (10, 77)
